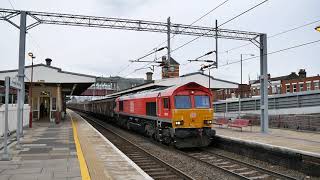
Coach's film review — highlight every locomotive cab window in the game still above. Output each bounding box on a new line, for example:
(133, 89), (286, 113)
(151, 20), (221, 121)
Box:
(119, 101), (124, 111)
(163, 98), (170, 109)
(195, 95), (210, 108)
(174, 96), (191, 109)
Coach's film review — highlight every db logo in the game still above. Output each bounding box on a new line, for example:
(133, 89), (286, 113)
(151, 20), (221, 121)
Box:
(190, 112), (196, 118)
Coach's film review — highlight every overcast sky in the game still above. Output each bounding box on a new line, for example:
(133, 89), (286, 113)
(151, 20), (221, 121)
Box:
(0, 0), (319, 84)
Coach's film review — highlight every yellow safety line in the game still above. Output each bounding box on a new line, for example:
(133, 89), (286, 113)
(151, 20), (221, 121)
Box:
(70, 113), (91, 180)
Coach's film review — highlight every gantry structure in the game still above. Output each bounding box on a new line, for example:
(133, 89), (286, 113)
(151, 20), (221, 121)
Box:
(0, 8), (269, 135)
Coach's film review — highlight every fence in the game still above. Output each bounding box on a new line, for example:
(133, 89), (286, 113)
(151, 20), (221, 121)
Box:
(214, 90), (320, 113)
(213, 90), (320, 131)
(0, 104), (30, 136)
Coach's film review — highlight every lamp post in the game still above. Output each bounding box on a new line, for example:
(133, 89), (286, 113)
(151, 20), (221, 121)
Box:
(28, 52), (35, 128)
(238, 53), (255, 118)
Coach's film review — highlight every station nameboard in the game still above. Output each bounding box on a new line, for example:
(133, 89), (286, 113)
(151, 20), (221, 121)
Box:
(10, 77), (22, 90)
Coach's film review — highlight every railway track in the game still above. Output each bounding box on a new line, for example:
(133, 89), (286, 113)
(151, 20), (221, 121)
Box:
(182, 149), (298, 180)
(77, 112), (300, 180)
(81, 114), (194, 180)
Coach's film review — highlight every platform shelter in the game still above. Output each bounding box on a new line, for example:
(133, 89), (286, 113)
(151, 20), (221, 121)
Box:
(0, 59), (96, 123)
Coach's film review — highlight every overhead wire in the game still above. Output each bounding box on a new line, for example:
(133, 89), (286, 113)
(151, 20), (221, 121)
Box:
(123, 0), (230, 77)
(218, 39), (320, 68)
(152, 0), (230, 49)
(126, 0), (269, 77)
(176, 0), (269, 71)
(221, 18), (320, 54)
(7, 0), (15, 10)
(172, 0), (269, 57)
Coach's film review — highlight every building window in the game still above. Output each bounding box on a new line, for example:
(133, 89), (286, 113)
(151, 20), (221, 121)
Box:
(293, 84), (297, 92)
(299, 83), (304, 92)
(286, 84), (290, 93)
(315, 81), (319, 90)
(306, 81), (311, 91)
(272, 85), (277, 94)
(276, 85), (281, 94)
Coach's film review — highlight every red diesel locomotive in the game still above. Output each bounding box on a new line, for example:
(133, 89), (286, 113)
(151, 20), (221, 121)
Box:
(114, 82), (215, 148)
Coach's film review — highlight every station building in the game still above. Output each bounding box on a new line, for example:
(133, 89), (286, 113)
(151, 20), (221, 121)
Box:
(0, 59), (96, 123)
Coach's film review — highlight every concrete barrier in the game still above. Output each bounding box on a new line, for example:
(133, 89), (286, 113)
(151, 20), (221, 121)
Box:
(0, 104), (30, 136)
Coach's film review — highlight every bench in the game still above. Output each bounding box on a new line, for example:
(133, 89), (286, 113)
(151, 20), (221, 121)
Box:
(213, 118), (229, 128)
(228, 119), (251, 131)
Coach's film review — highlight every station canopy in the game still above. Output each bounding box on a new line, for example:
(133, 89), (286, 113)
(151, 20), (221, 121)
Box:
(0, 63), (96, 96)
(106, 72), (239, 98)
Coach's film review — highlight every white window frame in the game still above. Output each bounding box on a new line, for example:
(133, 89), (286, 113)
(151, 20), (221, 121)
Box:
(314, 80), (319, 90)
(306, 81), (311, 91)
(299, 83), (304, 92)
(292, 83), (297, 92)
(286, 84), (290, 93)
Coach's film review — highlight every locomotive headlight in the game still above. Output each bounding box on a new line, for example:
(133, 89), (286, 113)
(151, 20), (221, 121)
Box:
(175, 120), (184, 126)
(204, 120), (213, 124)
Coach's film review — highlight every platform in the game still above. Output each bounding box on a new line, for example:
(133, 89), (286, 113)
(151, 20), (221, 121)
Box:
(0, 118), (81, 180)
(68, 110), (152, 180)
(213, 125), (320, 157)
(0, 110), (152, 180)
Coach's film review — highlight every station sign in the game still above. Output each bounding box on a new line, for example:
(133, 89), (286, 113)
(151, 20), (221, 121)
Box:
(10, 77), (22, 90)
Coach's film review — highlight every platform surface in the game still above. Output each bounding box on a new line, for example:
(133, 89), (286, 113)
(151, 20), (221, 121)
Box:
(213, 125), (320, 155)
(0, 118), (81, 180)
(68, 110), (152, 180)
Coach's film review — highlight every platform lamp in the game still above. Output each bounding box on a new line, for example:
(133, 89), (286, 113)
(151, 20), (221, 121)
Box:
(28, 52), (35, 128)
(315, 25), (320, 32)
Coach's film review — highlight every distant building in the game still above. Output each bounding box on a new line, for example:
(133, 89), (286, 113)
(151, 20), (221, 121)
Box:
(214, 84), (250, 101)
(250, 69), (320, 96)
(281, 70), (320, 93)
(213, 69), (320, 101)
(81, 76), (145, 96)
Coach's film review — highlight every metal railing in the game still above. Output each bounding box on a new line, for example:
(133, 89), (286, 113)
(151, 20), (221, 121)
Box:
(214, 90), (320, 113)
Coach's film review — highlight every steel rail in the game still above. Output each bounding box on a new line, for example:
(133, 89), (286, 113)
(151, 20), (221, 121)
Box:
(203, 149), (298, 180)
(181, 149), (298, 180)
(80, 113), (194, 180)
(180, 150), (249, 179)
(72, 110), (299, 179)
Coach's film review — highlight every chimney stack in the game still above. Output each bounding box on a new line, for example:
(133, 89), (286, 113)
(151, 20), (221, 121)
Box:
(298, 69), (306, 78)
(146, 72), (153, 82)
(45, 58), (52, 66)
(161, 56), (180, 79)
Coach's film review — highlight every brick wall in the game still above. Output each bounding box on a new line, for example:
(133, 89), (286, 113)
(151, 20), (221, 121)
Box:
(281, 75), (320, 94)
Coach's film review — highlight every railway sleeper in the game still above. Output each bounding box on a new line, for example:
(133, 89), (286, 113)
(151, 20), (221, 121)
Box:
(153, 174), (181, 180)
(249, 174), (270, 179)
(147, 171), (175, 176)
(214, 161), (231, 165)
(143, 168), (167, 172)
(238, 170), (259, 175)
(231, 167), (249, 172)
